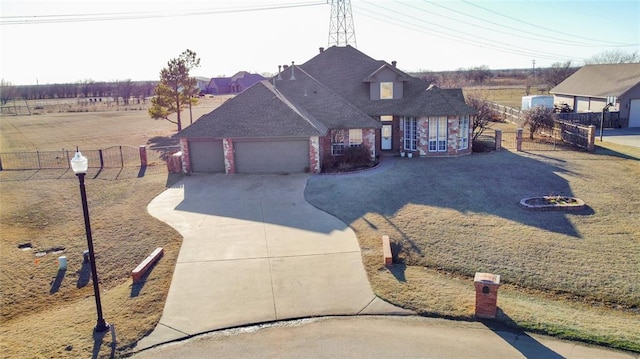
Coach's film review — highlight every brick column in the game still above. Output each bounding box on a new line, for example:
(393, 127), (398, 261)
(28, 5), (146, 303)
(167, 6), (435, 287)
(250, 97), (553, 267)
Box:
(474, 272), (501, 319)
(179, 138), (190, 174)
(223, 138), (235, 174)
(516, 128), (523, 152)
(588, 125), (596, 152)
(495, 130), (502, 151)
(309, 136), (320, 173)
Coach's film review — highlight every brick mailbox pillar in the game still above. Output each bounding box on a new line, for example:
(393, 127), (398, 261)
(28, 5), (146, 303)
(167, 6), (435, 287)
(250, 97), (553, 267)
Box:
(474, 272), (501, 319)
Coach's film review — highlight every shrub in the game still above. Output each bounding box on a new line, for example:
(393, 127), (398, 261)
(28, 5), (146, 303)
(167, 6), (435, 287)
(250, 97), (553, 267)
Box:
(341, 145), (372, 167)
(522, 106), (557, 139)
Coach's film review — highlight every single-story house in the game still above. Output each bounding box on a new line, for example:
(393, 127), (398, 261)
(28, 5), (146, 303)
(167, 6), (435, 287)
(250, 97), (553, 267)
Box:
(176, 45), (477, 174)
(550, 63), (640, 127)
(207, 71), (265, 95)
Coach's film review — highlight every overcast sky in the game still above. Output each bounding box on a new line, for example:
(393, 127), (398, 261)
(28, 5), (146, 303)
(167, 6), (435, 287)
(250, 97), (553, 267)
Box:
(1, 0), (638, 85)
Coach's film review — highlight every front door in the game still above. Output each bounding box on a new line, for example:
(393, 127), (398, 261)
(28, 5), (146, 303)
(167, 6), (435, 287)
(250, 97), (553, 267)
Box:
(381, 124), (392, 150)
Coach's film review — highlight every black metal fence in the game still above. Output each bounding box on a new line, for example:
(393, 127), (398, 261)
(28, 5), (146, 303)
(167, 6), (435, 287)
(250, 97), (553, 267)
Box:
(500, 129), (586, 151)
(0, 146), (142, 170)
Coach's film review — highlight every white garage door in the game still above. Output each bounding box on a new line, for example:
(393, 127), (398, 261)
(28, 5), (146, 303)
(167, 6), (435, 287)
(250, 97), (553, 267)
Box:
(234, 139), (309, 173)
(189, 139), (225, 172)
(629, 99), (640, 127)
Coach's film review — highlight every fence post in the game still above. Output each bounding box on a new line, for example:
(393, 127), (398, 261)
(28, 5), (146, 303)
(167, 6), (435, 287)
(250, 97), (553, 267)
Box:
(139, 145), (147, 167)
(516, 128), (523, 152)
(119, 146), (124, 167)
(99, 149), (104, 169)
(37, 150), (41, 169)
(495, 129), (502, 151)
(0, 155), (3, 171)
(588, 125), (596, 152)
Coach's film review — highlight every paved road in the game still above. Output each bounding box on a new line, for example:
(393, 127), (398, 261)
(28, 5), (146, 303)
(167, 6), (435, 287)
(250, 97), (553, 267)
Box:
(135, 174), (409, 350)
(132, 316), (638, 359)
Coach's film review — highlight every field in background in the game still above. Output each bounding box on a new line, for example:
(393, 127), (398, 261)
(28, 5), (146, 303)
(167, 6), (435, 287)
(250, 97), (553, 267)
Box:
(464, 86), (550, 109)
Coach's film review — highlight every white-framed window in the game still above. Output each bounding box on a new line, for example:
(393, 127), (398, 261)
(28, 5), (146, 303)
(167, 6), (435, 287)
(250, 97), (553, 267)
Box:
(380, 82), (393, 99)
(349, 129), (363, 147)
(429, 117), (448, 152)
(380, 115), (393, 122)
(403, 117), (417, 151)
(331, 130), (346, 155)
(458, 115), (469, 150)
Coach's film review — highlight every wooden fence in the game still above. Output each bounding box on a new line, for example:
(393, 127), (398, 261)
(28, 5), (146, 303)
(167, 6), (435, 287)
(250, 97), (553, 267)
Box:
(558, 111), (621, 128)
(485, 101), (596, 151)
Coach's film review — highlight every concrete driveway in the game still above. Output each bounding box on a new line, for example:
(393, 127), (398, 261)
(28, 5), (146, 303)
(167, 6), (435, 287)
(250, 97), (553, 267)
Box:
(600, 127), (640, 148)
(136, 174), (409, 350)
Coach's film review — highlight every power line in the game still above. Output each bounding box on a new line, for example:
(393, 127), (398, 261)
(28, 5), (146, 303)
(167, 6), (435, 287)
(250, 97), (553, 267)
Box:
(460, 0), (633, 47)
(357, 1), (574, 62)
(417, 0), (630, 48)
(0, 1), (327, 25)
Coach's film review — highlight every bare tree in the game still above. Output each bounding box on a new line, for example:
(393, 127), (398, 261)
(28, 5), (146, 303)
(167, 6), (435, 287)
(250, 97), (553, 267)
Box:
(465, 94), (496, 141)
(522, 106), (557, 139)
(540, 61), (578, 87)
(0, 79), (17, 105)
(465, 65), (493, 85)
(584, 50), (639, 64)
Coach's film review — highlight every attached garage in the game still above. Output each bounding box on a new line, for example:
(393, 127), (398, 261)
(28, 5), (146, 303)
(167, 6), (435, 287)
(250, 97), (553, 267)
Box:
(234, 138), (309, 173)
(189, 139), (224, 172)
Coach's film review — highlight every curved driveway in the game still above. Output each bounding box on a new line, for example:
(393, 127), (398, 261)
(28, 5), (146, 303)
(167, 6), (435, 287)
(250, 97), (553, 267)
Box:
(136, 174), (409, 350)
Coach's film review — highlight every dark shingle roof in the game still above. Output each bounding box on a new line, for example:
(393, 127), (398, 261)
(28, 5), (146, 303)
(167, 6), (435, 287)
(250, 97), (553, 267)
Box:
(274, 65), (380, 129)
(176, 81), (326, 139)
(550, 63), (640, 97)
(300, 45), (475, 117)
(178, 46), (475, 139)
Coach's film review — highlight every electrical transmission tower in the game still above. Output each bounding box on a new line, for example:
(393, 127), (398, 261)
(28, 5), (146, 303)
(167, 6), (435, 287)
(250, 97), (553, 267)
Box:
(328, 0), (357, 47)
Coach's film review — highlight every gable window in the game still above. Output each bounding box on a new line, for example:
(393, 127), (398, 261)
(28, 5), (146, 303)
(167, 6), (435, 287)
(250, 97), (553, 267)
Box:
(458, 115), (469, 150)
(349, 129), (363, 147)
(429, 117), (447, 152)
(380, 82), (393, 99)
(403, 117), (417, 151)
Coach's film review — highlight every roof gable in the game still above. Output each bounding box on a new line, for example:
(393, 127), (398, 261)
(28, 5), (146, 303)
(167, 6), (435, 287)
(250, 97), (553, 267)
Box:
(550, 63), (640, 97)
(176, 80), (326, 139)
(363, 64), (412, 82)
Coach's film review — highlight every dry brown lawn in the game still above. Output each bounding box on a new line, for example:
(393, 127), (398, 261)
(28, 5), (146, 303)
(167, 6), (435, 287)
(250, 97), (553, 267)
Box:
(0, 97), (230, 358)
(306, 144), (640, 352)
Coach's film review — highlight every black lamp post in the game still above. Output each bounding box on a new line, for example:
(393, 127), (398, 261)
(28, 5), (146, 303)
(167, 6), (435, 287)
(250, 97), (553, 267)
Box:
(71, 149), (110, 333)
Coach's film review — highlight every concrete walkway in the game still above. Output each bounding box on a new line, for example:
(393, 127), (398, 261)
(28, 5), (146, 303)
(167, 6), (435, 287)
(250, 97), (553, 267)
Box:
(136, 173), (410, 350)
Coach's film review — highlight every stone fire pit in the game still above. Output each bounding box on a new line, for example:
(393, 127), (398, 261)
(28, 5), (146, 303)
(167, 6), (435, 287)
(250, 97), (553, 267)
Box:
(519, 196), (586, 211)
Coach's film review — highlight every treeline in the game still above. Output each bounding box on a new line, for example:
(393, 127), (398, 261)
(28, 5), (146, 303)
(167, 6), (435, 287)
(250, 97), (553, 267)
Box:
(411, 64), (579, 89)
(0, 79), (158, 104)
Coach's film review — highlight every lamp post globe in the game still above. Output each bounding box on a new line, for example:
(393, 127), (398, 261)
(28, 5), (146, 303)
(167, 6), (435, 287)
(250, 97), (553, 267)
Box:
(71, 149), (109, 333)
(70, 150), (88, 174)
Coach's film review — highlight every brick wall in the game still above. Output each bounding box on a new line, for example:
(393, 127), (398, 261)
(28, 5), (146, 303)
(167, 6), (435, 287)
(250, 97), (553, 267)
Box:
(179, 138), (190, 174)
(223, 138), (235, 174)
(309, 136), (320, 173)
(363, 128), (376, 158)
